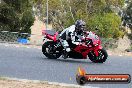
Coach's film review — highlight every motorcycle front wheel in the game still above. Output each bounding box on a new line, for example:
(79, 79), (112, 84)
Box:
(42, 41), (62, 59)
(88, 48), (108, 63)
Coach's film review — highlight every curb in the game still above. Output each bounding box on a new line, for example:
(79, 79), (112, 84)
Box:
(0, 77), (99, 88)
(1, 77), (80, 88)
(0, 41), (42, 46)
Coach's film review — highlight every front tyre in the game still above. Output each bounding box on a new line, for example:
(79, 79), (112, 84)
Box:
(42, 41), (61, 59)
(88, 48), (108, 63)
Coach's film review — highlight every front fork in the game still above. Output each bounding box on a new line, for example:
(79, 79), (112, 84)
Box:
(93, 45), (103, 57)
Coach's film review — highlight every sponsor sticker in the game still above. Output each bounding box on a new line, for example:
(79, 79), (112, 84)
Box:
(76, 67), (131, 85)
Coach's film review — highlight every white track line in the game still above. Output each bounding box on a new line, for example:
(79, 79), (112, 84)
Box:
(26, 46), (30, 48)
(15, 45), (20, 47)
(5, 45), (9, 46)
(108, 53), (112, 56)
(119, 55), (123, 56)
(38, 48), (41, 50)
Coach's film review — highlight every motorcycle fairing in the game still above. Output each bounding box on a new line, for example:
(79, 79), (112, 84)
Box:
(74, 45), (103, 59)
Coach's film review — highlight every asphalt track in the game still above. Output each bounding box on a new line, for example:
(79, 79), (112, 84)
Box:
(0, 43), (132, 88)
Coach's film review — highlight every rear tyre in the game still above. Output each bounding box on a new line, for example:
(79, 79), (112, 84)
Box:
(42, 41), (62, 59)
(88, 48), (108, 63)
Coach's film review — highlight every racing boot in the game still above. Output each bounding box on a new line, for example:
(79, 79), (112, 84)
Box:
(62, 47), (70, 59)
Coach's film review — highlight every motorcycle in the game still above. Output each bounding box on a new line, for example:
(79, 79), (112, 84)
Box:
(42, 30), (108, 63)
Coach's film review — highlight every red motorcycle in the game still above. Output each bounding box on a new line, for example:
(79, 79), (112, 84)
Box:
(42, 30), (108, 63)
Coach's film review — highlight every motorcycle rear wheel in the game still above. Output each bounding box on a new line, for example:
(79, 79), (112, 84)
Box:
(88, 48), (108, 63)
(42, 41), (62, 59)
